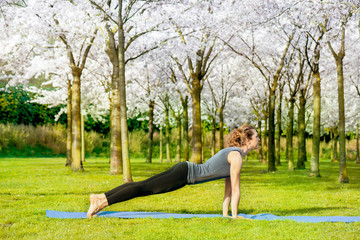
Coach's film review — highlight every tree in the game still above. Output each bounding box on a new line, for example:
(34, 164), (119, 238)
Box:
(128, 65), (156, 164)
(276, 82), (285, 166)
(297, 69), (312, 169)
(324, 0), (360, 182)
(284, 50), (303, 171)
(351, 78), (360, 165)
(66, 76), (72, 166)
(171, 32), (218, 164)
(224, 24), (295, 171)
(159, 93), (172, 163)
(168, 68), (190, 162)
(91, 0), (168, 181)
(202, 93), (217, 156)
(326, 11), (352, 183)
(247, 76), (268, 163)
(206, 57), (243, 150)
(2, 0), (99, 171)
(305, 20), (327, 177)
(168, 1), (226, 163)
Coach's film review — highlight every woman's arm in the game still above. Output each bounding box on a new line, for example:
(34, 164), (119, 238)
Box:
(228, 151), (243, 218)
(222, 177), (231, 217)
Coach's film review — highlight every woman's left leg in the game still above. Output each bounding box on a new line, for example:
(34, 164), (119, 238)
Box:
(87, 162), (188, 218)
(105, 162), (188, 205)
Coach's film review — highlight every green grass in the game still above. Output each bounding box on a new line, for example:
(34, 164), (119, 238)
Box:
(0, 157), (360, 240)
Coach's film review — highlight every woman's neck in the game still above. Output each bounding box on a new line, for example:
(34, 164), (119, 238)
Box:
(239, 146), (250, 156)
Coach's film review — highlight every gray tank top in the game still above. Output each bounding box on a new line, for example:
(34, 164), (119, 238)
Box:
(186, 147), (243, 185)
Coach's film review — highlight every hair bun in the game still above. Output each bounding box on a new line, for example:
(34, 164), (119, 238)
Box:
(226, 124), (256, 148)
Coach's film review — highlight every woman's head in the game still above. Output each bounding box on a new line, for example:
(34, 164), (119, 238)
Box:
(226, 124), (259, 150)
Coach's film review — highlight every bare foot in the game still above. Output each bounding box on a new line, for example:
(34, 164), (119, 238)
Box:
(87, 194), (108, 219)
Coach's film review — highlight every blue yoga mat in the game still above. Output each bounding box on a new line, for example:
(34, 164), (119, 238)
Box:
(46, 210), (360, 223)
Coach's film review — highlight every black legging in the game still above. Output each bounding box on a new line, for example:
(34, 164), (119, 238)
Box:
(105, 162), (188, 205)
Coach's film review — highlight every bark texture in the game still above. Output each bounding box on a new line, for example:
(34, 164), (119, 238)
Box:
(146, 100), (155, 163)
(297, 90), (307, 169)
(328, 22), (349, 183)
(66, 78), (72, 167)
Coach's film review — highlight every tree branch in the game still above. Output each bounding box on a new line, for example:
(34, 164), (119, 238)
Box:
(272, 28), (295, 91)
(124, 25), (161, 52)
(327, 41), (338, 60)
(89, 0), (117, 24)
(201, 36), (216, 75)
(221, 37), (270, 82)
(304, 34), (315, 73)
(123, 0), (147, 24)
(172, 56), (193, 95)
(125, 45), (158, 65)
(80, 29), (98, 70)
(206, 78), (219, 109)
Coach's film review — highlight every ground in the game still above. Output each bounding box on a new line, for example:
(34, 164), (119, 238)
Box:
(1, 157), (359, 239)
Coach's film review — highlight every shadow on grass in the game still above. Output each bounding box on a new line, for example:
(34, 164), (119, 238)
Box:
(0, 192), (95, 196)
(128, 208), (222, 215)
(264, 207), (352, 216)
(95, 206), (351, 216)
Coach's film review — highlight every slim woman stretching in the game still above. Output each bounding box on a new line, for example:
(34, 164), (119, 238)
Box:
(87, 124), (259, 219)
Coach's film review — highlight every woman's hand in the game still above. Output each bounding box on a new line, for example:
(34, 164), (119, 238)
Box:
(223, 214), (252, 220)
(223, 214), (244, 219)
(232, 215), (253, 220)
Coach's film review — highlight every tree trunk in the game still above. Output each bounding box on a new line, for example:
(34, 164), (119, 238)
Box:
(304, 136), (307, 162)
(146, 100), (155, 163)
(175, 115), (182, 162)
(333, 128), (338, 162)
(258, 119), (263, 162)
(307, 23), (326, 178)
(66, 79), (72, 167)
(81, 114), (85, 162)
(263, 115), (268, 164)
(297, 91), (306, 169)
(165, 100), (171, 163)
(267, 31), (293, 172)
(285, 115), (289, 163)
(331, 129), (334, 162)
(109, 96), (113, 165)
(320, 140), (324, 159)
(201, 129), (205, 163)
(268, 92), (277, 172)
(328, 24), (349, 183)
(110, 74), (122, 174)
(159, 128), (163, 163)
(182, 96), (189, 161)
(118, 0), (132, 182)
(105, 23), (123, 174)
(219, 108), (224, 149)
(190, 79), (202, 164)
(211, 116), (216, 156)
(310, 71), (321, 177)
(276, 90), (282, 166)
(336, 57), (349, 183)
(287, 99), (295, 171)
(356, 123), (360, 164)
(70, 73), (83, 171)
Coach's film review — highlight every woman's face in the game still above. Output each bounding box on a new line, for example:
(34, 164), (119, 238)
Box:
(247, 130), (260, 150)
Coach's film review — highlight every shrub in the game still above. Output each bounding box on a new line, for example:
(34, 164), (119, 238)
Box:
(0, 123), (106, 157)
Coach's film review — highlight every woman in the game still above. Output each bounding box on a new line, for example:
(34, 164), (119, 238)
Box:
(87, 124), (259, 219)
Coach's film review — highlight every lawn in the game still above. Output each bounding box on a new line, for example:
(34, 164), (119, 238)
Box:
(1, 156), (359, 239)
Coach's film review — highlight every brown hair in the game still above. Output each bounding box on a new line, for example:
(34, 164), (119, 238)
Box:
(226, 124), (256, 148)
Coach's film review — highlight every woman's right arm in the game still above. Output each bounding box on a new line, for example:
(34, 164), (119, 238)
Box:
(228, 151), (243, 219)
(222, 177), (231, 217)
